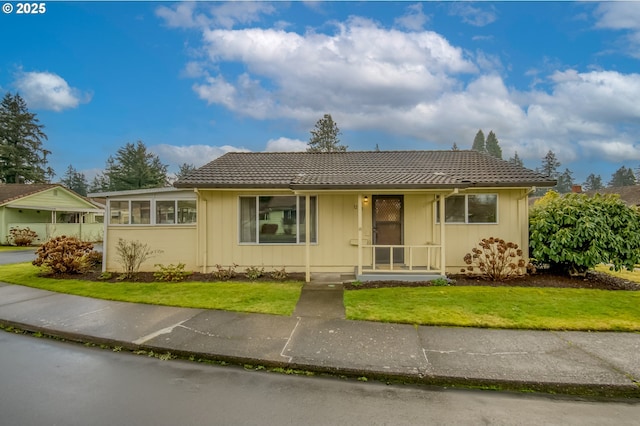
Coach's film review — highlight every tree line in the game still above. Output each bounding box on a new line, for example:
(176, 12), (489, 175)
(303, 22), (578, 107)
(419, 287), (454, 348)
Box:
(1, 92), (637, 197)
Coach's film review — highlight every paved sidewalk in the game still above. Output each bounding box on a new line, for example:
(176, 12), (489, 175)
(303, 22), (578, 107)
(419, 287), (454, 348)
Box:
(0, 281), (638, 398)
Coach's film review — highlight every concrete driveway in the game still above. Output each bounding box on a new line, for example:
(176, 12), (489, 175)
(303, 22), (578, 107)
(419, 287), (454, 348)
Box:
(0, 249), (37, 265)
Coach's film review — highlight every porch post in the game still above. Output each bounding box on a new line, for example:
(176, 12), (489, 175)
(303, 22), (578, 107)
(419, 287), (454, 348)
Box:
(439, 194), (446, 275)
(305, 194), (311, 283)
(357, 194), (363, 276)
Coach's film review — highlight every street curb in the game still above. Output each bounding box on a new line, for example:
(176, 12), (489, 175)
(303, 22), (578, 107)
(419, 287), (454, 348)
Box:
(3, 318), (639, 400)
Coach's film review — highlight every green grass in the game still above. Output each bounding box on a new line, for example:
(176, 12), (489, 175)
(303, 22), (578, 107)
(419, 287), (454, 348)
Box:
(595, 264), (640, 283)
(0, 263), (302, 316)
(345, 286), (640, 331)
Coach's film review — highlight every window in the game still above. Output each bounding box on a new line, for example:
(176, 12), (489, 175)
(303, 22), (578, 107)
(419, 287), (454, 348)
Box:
(110, 199), (196, 225)
(131, 201), (151, 224)
(110, 201), (129, 225)
(436, 194), (497, 224)
(240, 195), (317, 244)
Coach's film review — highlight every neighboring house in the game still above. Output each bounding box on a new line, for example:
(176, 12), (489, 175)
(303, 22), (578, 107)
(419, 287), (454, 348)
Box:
(0, 184), (104, 244)
(97, 151), (555, 282)
(583, 186), (640, 207)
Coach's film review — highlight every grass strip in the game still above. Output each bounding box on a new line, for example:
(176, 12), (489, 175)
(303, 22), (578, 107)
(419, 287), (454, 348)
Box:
(345, 286), (640, 331)
(595, 264), (640, 284)
(0, 263), (302, 316)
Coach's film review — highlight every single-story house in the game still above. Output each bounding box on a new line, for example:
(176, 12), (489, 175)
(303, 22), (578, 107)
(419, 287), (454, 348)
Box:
(583, 185), (640, 207)
(96, 150), (555, 282)
(0, 184), (104, 244)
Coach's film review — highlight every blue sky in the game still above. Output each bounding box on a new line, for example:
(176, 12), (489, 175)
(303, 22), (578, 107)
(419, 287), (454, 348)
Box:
(1, 1), (639, 185)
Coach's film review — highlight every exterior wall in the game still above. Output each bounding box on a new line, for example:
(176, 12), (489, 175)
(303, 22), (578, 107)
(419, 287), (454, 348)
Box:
(102, 189), (198, 272)
(199, 191), (370, 273)
(104, 226), (198, 272)
(101, 188), (530, 275)
(439, 189), (529, 273)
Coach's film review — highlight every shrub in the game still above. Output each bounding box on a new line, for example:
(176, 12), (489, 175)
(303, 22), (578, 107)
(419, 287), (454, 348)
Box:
(32, 236), (95, 274)
(462, 237), (528, 281)
(530, 191), (640, 275)
(8, 227), (38, 246)
(430, 277), (451, 287)
(245, 266), (265, 281)
(154, 263), (192, 282)
(212, 263), (237, 281)
(115, 239), (162, 280)
(270, 267), (288, 281)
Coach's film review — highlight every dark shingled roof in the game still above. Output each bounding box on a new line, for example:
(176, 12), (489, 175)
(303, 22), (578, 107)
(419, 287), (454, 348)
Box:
(174, 150), (556, 190)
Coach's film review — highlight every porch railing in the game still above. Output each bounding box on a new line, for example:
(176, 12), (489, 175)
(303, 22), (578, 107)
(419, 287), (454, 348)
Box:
(8, 223), (103, 243)
(360, 244), (443, 274)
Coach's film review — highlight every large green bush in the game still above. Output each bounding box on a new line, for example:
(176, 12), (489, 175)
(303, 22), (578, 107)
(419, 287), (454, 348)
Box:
(529, 191), (640, 274)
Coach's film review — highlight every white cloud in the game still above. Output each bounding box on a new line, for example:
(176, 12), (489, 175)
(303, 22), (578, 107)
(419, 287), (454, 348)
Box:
(14, 71), (90, 112)
(151, 144), (250, 168)
(161, 6), (640, 173)
(394, 3), (429, 31)
(265, 137), (307, 152)
(593, 2), (640, 58)
(156, 2), (275, 30)
(594, 2), (640, 30)
(192, 17), (476, 123)
(449, 3), (497, 27)
(578, 140), (640, 162)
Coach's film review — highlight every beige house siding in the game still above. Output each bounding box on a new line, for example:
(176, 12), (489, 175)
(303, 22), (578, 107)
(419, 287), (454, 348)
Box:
(194, 189), (528, 275)
(102, 187), (531, 275)
(105, 226), (198, 272)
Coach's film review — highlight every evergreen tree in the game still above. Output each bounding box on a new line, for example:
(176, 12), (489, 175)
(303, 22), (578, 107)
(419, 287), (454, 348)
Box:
(307, 114), (347, 152)
(608, 166), (636, 187)
(540, 150), (561, 178)
(451, 142), (459, 151)
(583, 173), (603, 191)
(471, 129), (486, 152)
(485, 131), (502, 159)
(59, 164), (89, 196)
(176, 163), (197, 180)
(94, 141), (169, 191)
(0, 92), (54, 183)
(556, 168), (574, 193)
(508, 151), (523, 167)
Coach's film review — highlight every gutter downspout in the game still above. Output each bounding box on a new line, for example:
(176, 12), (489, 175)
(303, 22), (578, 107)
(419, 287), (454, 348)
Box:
(305, 195), (311, 282)
(101, 199), (108, 273)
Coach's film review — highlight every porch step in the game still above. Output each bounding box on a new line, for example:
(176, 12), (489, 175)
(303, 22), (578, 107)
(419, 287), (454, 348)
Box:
(355, 268), (443, 282)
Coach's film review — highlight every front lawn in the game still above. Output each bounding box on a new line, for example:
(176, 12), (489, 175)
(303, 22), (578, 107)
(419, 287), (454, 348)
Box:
(344, 286), (640, 331)
(0, 263), (302, 316)
(0, 245), (36, 252)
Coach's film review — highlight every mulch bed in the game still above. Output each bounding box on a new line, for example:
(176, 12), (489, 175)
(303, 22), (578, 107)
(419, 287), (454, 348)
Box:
(48, 268), (639, 291)
(344, 270), (639, 291)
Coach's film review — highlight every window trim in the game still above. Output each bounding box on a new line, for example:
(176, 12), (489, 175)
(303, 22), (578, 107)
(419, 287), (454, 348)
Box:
(436, 193), (498, 224)
(109, 198), (197, 226)
(238, 195), (318, 245)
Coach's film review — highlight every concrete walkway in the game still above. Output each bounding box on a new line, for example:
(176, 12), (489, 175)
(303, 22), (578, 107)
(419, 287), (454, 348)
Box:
(0, 281), (639, 398)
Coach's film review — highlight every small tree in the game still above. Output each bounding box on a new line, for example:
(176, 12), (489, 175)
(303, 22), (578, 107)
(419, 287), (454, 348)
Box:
(508, 152), (523, 167)
(471, 129), (486, 152)
(485, 131), (502, 159)
(307, 114), (347, 152)
(115, 238), (162, 280)
(529, 191), (640, 275)
(556, 168), (574, 194)
(462, 237), (528, 281)
(59, 164), (89, 196)
(176, 163), (197, 180)
(583, 173), (603, 191)
(608, 166), (636, 188)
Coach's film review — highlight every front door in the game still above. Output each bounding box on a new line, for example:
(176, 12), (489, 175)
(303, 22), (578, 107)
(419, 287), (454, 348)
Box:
(372, 195), (404, 265)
